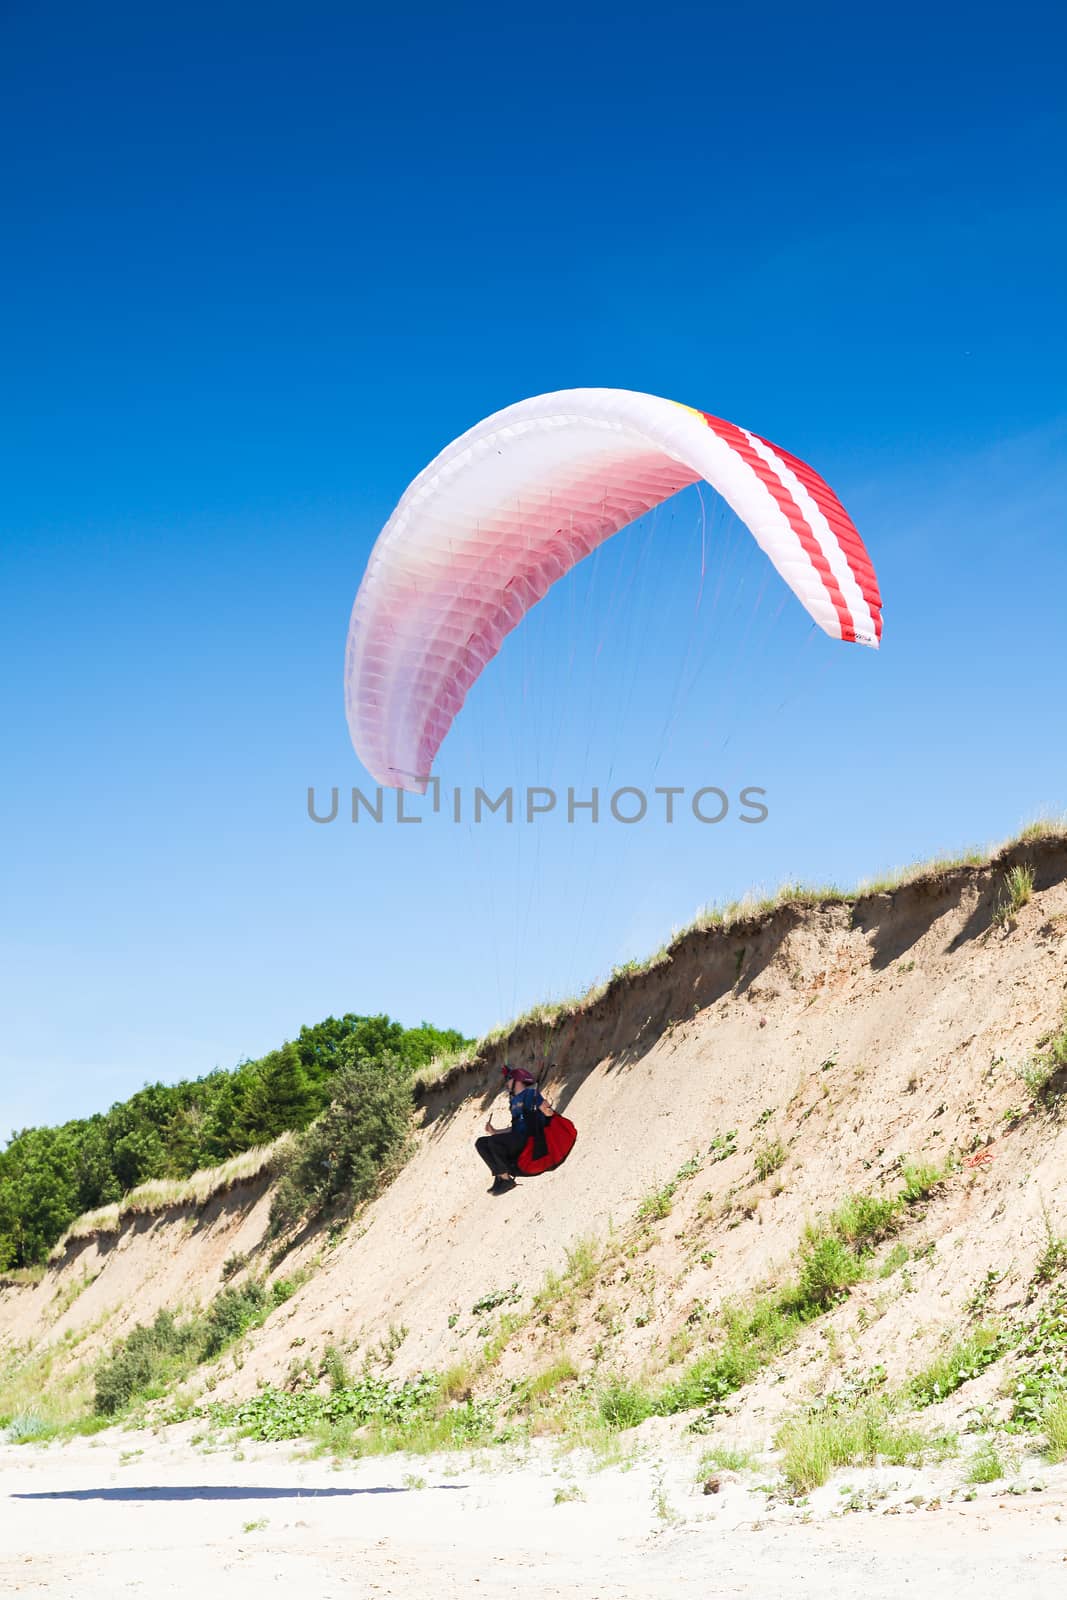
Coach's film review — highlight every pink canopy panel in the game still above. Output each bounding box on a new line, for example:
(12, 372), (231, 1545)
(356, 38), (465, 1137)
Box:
(345, 388), (882, 792)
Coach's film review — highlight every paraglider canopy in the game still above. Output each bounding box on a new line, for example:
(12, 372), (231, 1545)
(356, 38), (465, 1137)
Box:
(345, 388), (882, 792)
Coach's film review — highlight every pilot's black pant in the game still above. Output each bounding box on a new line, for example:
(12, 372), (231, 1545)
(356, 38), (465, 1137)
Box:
(475, 1128), (526, 1177)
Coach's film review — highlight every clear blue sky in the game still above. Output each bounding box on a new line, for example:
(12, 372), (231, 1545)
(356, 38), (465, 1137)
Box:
(2, 1), (1065, 1132)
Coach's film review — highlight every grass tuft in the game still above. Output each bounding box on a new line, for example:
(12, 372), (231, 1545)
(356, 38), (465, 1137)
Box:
(992, 863), (1035, 926)
(1044, 1394), (1067, 1461)
(776, 1403), (930, 1492)
(898, 1157), (949, 1204)
(965, 1440), (1007, 1484)
(753, 1139), (787, 1182)
(697, 1443), (757, 1475)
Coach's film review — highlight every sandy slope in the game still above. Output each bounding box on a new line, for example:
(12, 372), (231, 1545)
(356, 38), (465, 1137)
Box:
(2, 1429), (1066, 1599)
(5, 835), (1066, 1419)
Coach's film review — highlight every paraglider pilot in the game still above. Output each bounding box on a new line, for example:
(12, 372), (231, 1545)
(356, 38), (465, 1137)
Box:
(476, 1066), (555, 1194)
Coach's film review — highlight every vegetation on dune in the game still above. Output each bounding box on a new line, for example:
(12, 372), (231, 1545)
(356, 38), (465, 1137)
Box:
(992, 862), (1035, 926)
(638, 1169), (930, 1425)
(8, 1132), (1066, 1483)
(0, 1013), (469, 1269)
(769, 1281), (1067, 1492)
(233, 1162), (950, 1459)
(201, 1373), (500, 1455)
(93, 1276), (303, 1417)
(1006, 1285), (1067, 1437)
(0, 1272), (308, 1439)
(55, 1142), (294, 1252)
(143, 1154), (1003, 1466)
(268, 1050), (415, 1236)
(908, 1324), (1008, 1407)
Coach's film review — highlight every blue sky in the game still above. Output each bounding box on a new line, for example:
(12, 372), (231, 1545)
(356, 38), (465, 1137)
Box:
(2, 1), (1065, 1132)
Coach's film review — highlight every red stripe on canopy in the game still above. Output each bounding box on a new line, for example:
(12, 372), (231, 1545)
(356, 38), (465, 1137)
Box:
(699, 413), (857, 642)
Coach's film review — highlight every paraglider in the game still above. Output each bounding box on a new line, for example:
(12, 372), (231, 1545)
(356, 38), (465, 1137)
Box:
(346, 387), (881, 1197)
(475, 1064), (577, 1194)
(345, 387), (882, 793)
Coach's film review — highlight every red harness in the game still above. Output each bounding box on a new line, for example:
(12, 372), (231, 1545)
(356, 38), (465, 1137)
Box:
(516, 1113), (578, 1176)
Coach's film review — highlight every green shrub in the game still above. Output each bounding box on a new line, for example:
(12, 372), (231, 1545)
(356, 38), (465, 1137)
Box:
(94, 1276), (296, 1417)
(269, 1051), (413, 1235)
(201, 1282), (270, 1359)
(95, 1309), (202, 1416)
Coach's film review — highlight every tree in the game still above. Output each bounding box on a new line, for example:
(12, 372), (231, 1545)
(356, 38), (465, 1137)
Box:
(241, 1044), (317, 1145)
(0, 1009), (472, 1265)
(269, 1048), (412, 1234)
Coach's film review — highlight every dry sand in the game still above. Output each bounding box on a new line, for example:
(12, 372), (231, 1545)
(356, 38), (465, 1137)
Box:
(3, 1426), (1066, 1599)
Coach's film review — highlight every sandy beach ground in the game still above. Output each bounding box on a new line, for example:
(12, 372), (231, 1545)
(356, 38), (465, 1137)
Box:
(2, 1427), (1065, 1599)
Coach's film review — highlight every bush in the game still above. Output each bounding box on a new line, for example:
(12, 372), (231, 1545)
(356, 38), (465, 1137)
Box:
(95, 1309), (201, 1416)
(201, 1282), (270, 1359)
(269, 1050), (413, 1235)
(94, 1277), (296, 1416)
